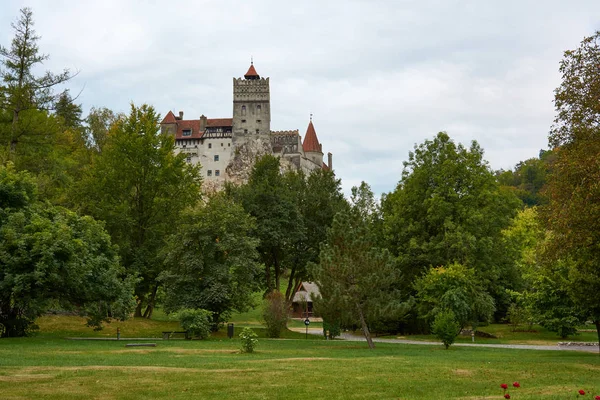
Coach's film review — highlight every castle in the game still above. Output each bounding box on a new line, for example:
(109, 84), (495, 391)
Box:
(160, 63), (332, 189)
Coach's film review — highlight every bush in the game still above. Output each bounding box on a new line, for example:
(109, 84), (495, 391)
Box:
(175, 309), (213, 340)
(262, 290), (288, 338)
(432, 309), (460, 349)
(323, 319), (341, 339)
(239, 327), (258, 353)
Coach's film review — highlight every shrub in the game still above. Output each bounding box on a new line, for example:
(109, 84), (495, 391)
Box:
(239, 327), (258, 353)
(262, 290), (288, 338)
(323, 319), (341, 339)
(175, 309), (213, 340)
(432, 309), (460, 349)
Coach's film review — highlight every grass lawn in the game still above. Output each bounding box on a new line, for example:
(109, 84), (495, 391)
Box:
(0, 316), (598, 399)
(1, 332), (600, 400)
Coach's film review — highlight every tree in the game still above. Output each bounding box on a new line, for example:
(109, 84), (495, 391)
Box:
(543, 31), (600, 351)
(84, 106), (121, 153)
(310, 183), (410, 349)
(76, 104), (202, 318)
(161, 193), (260, 329)
(414, 263), (495, 333)
(496, 151), (554, 207)
(282, 168), (347, 302)
(0, 164), (134, 337)
(431, 309), (460, 349)
(54, 90), (82, 130)
(0, 7), (73, 156)
(231, 155), (304, 294)
(383, 132), (521, 317)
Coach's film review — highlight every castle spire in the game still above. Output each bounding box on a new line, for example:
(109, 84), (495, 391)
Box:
(302, 118), (321, 153)
(244, 60), (259, 80)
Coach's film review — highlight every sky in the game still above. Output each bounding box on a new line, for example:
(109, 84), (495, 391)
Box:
(1, 0), (599, 196)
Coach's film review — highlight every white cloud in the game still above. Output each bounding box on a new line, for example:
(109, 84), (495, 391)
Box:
(2, 0), (600, 196)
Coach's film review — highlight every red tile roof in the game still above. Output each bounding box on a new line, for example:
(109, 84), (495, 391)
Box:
(244, 64), (259, 78)
(161, 110), (177, 124)
(207, 118), (233, 127)
(302, 121), (321, 153)
(172, 118), (233, 139)
(322, 162), (329, 170)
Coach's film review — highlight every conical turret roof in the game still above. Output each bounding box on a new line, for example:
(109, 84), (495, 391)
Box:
(244, 63), (259, 79)
(302, 120), (321, 153)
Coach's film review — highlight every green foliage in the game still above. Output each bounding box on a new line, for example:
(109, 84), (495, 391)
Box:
(526, 260), (582, 338)
(383, 132), (521, 318)
(239, 327), (258, 353)
(505, 303), (533, 332)
(543, 30), (600, 346)
(0, 163), (37, 209)
(431, 309), (460, 349)
(175, 309), (212, 340)
(0, 165), (135, 337)
(0, 8), (73, 169)
(322, 319), (341, 340)
(161, 193), (261, 329)
(262, 290), (288, 338)
(76, 103), (202, 317)
(415, 263), (495, 331)
(311, 183), (411, 349)
(231, 155), (304, 294)
(84, 106), (121, 152)
(496, 152), (554, 207)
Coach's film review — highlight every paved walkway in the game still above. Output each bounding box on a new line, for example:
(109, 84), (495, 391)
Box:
(290, 328), (600, 353)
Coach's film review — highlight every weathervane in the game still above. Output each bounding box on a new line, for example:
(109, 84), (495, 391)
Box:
(310, 113), (313, 122)
(251, 55), (253, 65)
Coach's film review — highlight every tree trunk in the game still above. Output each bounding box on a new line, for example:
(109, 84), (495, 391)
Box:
(274, 251), (281, 292)
(356, 304), (375, 349)
(595, 320), (600, 356)
(285, 266), (296, 303)
(134, 299), (144, 318)
(143, 284), (159, 319)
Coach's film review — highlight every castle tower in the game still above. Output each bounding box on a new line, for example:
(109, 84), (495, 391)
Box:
(302, 118), (324, 167)
(232, 63), (271, 147)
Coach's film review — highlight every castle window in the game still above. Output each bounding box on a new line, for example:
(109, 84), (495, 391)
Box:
(241, 105), (246, 116)
(241, 119), (246, 123)
(257, 120), (261, 124)
(214, 155), (219, 162)
(244, 129), (248, 134)
(215, 170), (220, 177)
(182, 129), (192, 137)
(186, 156), (191, 163)
(208, 143), (212, 149)
(257, 105), (261, 115)
(256, 129), (260, 134)
(221, 143), (224, 147)
(207, 170), (212, 176)
(228, 143), (231, 147)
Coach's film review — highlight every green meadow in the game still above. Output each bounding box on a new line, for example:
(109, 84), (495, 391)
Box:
(0, 316), (599, 400)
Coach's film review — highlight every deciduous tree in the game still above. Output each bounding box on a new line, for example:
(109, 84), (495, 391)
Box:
(161, 193), (260, 329)
(543, 31), (600, 351)
(76, 104), (202, 318)
(0, 164), (134, 337)
(383, 132), (521, 316)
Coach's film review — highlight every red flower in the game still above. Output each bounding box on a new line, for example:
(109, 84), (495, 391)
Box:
(513, 382), (520, 388)
(579, 390), (585, 395)
(594, 396), (600, 400)
(501, 384), (508, 390)
(504, 394), (510, 399)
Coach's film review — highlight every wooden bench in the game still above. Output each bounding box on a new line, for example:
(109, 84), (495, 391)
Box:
(162, 331), (189, 340)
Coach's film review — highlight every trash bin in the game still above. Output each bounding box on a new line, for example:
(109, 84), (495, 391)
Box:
(227, 323), (234, 339)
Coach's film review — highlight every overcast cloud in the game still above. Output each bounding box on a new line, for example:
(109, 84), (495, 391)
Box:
(2, 0), (599, 195)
